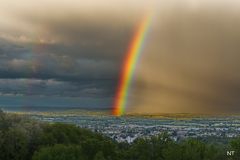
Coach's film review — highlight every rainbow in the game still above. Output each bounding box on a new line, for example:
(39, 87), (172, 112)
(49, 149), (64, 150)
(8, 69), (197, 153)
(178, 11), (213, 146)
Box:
(112, 12), (153, 116)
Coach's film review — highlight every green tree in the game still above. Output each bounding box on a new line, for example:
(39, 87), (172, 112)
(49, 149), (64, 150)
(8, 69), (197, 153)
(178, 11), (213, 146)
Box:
(150, 132), (173, 159)
(32, 144), (86, 160)
(0, 109), (10, 130)
(39, 123), (103, 146)
(230, 137), (240, 160)
(118, 142), (131, 160)
(129, 138), (153, 160)
(162, 142), (183, 160)
(81, 138), (118, 160)
(163, 139), (224, 160)
(0, 128), (28, 160)
(128, 133), (172, 160)
(94, 151), (106, 160)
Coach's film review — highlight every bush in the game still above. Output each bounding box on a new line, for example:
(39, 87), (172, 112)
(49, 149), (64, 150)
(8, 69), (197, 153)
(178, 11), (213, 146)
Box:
(32, 144), (86, 160)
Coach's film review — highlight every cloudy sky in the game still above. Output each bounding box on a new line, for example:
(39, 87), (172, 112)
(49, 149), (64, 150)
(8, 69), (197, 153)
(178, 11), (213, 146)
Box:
(0, 0), (240, 113)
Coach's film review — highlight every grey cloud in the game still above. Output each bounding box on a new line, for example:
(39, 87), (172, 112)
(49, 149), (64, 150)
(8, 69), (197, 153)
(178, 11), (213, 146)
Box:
(0, 78), (114, 98)
(0, 11), (126, 102)
(1, 1), (240, 112)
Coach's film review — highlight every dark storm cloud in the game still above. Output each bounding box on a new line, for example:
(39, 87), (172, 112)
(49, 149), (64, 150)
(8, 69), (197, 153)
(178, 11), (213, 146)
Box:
(0, 32), (121, 98)
(0, 3), (141, 100)
(0, 40), (117, 98)
(1, 0), (240, 112)
(0, 78), (114, 98)
(0, 37), (120, 80)
(37, 18), (132, 60)
(0, 7), (139, 81)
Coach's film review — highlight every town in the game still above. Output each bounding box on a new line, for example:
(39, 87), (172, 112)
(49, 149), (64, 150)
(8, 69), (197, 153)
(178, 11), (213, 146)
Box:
(31, 113), (240, 143)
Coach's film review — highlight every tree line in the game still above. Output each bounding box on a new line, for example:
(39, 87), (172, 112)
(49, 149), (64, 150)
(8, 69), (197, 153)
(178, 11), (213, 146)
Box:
(0, 110), (239, 160)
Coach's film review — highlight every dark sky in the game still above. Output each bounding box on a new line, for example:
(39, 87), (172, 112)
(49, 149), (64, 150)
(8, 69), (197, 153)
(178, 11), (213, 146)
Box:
(0, 0), (240, 113)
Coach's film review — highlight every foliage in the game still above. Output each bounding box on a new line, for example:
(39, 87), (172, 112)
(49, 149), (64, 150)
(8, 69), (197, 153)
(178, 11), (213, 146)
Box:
(32, 144), (86, 160)
(94, 151), (106, 160)
(0, 110), (238, 160)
